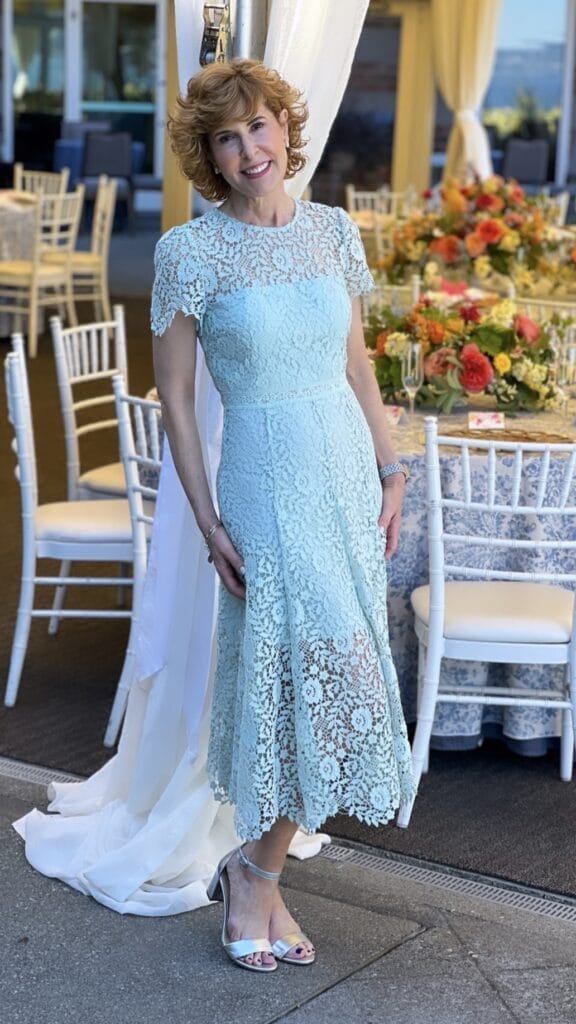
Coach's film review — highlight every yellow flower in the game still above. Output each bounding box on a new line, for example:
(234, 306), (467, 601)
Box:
(443, 186), (468, 214)
(499, 230), (521, 252)
(482, 176), (500, 195)
(405, 240), (426, 262)
(385, 331), (410, 358)
(423, 260), (440, 284)
(445, 317), (465, 335)
(512, 266), (535, 292)
(484, 299), (515, 329)
(494, 352), (512, 374)
(474, 255), (492, 280)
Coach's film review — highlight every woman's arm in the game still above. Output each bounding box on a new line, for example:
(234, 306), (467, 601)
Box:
(346, 297), (406, 558)
(153, 312), (246, 598)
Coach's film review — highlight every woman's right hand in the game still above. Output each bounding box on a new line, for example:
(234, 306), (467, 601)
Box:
(207, 525), (246, 600)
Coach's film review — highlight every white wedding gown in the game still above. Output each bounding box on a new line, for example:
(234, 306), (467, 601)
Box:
(14, 350), (329, 916)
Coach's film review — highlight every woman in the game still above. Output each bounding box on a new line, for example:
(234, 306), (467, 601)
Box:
(151, 58), (415, 974)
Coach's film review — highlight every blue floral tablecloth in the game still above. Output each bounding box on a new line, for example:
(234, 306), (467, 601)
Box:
(389, 404), (576, 755)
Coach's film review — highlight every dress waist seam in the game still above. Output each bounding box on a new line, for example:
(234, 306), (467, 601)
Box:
(224, 378), (347, 410)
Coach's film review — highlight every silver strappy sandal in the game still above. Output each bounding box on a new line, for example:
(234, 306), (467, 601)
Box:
(206, 845), (281, 973)
(272, 931), (316, 966)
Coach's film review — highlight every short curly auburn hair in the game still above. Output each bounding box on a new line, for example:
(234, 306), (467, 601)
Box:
(168, 59), (308, 202)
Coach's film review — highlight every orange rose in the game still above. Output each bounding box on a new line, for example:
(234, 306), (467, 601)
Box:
(375, 331), (389, 356)
(465, 231), (487, 257)
(427, 321), (447, 345)
(429, 234), (461, 264)
(476, 218), (504, 245)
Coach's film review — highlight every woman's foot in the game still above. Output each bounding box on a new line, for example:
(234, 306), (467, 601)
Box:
(269, 889), (315, 963)
(224, 848), (278, 968)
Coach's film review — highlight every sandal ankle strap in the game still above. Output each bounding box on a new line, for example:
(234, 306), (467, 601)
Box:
(238, 845), (281, 881)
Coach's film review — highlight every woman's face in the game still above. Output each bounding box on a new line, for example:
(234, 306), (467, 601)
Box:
(209, 103), (289, 199)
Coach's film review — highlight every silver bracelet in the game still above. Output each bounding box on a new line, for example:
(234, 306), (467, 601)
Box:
(378, 461), (409, 482)
(204, 519), (223, 543)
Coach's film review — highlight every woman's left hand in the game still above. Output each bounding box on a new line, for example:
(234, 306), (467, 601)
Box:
(378, 475), (405, 559)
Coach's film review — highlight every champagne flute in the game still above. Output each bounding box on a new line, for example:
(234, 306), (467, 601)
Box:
(551, 325), (576, 420)
(401, 342), (424, 420)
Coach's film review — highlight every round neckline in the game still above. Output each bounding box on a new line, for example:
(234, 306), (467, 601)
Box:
(213, 198), (300, 232)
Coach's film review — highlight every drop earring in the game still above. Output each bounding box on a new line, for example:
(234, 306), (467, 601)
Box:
(214, 166), (221, 175)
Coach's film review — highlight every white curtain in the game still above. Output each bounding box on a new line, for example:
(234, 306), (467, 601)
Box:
(431, 0), (502, 182)
(14, 0), (370, 917)
(264, 0), (370, 198)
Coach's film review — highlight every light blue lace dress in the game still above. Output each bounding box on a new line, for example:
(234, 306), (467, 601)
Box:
(151, 200), (415, 840)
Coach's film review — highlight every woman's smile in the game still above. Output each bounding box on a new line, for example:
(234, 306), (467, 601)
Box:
(242, 161), (272, 178)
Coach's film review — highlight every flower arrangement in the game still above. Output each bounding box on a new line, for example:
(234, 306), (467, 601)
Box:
(365, 297), (563, 413)
(377, 176), (574, 296)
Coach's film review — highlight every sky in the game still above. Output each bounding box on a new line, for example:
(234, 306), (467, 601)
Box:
(497, 0), (567, 49)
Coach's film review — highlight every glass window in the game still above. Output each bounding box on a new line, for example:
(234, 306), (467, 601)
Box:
(483, 0), (567, 180)
(83, 3), (155, 105)
(432, 0), (567, 184)
(12, 0), (64, 168)
(83, 3), (156, 172)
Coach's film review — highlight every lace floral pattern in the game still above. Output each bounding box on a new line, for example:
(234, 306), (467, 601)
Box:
(151, 201), (415, 839)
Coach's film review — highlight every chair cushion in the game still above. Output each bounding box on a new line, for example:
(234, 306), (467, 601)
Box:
(36, 499), (132, 543)
(79, 462), (127, 497)
(44, 251), (101, 271)
(411, 581), (574, 644)
(0, 260), (67, 282)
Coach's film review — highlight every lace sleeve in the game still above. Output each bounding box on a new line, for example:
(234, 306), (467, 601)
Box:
(150, 228), (206, 337)
(336, 208), (375, 298)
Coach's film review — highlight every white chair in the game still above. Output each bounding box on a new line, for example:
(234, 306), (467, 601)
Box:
(345, 184), (380, 215)
(104, 374), (161, 747)
(514, 296), (576, 321)
(345, 185), (388, 261)
(379, 185), (418, 220)
(0, 187), (85, 358)
(3, 341), (135, 710)
(13, 163), (70, 195)
(361, 274), (421, 325)
(44, 175), (117, 321)
(398, 417), (576, 828)
(50, 306), (128, 501)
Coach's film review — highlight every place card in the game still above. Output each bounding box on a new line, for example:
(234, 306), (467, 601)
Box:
(468, 411), (505, 430)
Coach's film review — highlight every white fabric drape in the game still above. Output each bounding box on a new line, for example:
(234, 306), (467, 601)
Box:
(431, 0), (502, 182)
(264, 0), (371, 199)
(14, 0), (370, 916)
